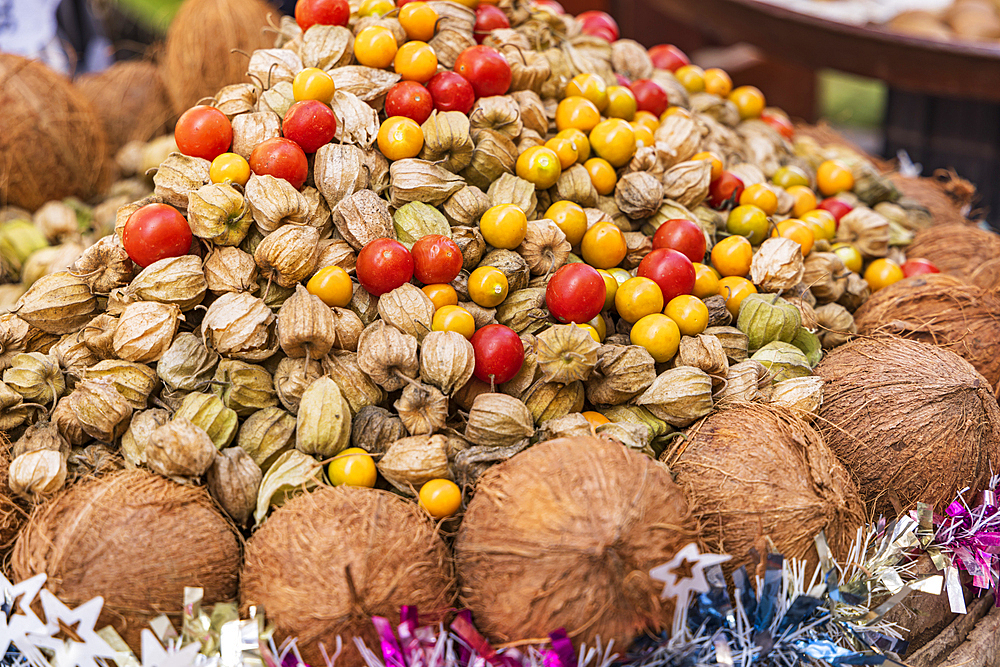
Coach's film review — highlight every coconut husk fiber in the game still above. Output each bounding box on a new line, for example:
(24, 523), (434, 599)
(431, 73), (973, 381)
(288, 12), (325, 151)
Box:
(455, 436), (697, 649)
(968, 256), (1000, 291)
(163, 0), (278, 114)
(241, 486), (456, 667)
(0, 439), (28, 569)
(853, 273), (1000, 390)
(905, 224), (1000, 281)
(11, 470), (241, 651)
(815, 336), (1000, 518)
(0, 54), (110, 212)
(888, 171), (977, 228)
(76, 60), (174, 155)
(664, 404), (864, 578)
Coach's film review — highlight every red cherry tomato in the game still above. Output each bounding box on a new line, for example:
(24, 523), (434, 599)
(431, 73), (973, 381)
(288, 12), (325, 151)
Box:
(385, 81), (435, 125)
(454, 45), (511, 98)
(174, 105), (232, 162)
(427, 71), (475, 114)
(121, 203), (193, 268)
(295, 0), (350, 30)
(576, 10), (619, 41)
(901, 258), (940, 277)
(282, 100), (337, 153)
(356, 238), (414, 296)
(760, 109), (794, 140)
(818, 198), (853, 223)
(629, 79), (668, 117)
(614, 73), (631, 86)
(534, 0), (564, 13)
(474, 4), (510, 43)
(412, 234), (463, 285)
(648, 44), (689, 72)
(249, 137), (309, 190)
(546, 263), (606, 324)
(708, 171), (745, 210)
(652, 218), (706, 264)
(470, 324), (524, 384)
(637, 248), (696, 303)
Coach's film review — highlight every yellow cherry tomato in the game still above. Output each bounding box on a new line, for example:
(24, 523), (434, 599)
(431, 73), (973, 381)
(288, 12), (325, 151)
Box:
(717, 276), (757, 317)
(307, 265), (354, 307)
(607, 267), (631, 287)
(581, 221), (627, 269)
(544, 137), (579, 170)
(583, 157), (617, 196)
(800, 209), (837, 242)
(419, 478), (462, 518)
(864, 258), (905, 292)
(664, 294), (709, 336)
(516, 145), (562, 190)
(771, 218), (815, 256)
(209, 152), (251, 186)
(394, 41), (438, 82)
(377, 116), (424, 161)
(399, 1), (438, 41)
(566, 73), (608, 112)
(359, 0), (394, 16)
(832, 242), (863, 273)
(354, 26), (398, 69)
(711, 235), (753, 277)
(556, 128), (590, 162)
(468, 266), (509, 307)
(432, 304), (476, 338)
(575, 323), (601, 343)
(292, 67), (336, 104)
(422, 283), (458, 309)
(691, 262), (720, 299)
(726, 204), (770, 245)
(633, 110), (659, 132)
(729, 85), (765, 119)
(479, 203), (527, 249)
(589, 118), (636, 168)
(738, 183), (778, 216)
(691, 151), (723, 181)
(615, 276), (664, 323)
(703, 68), (732, 97)
(660, 106), (690, 121)
(546, 200), (588, 247)
(816, 160), (854, 196)
(674, 64), (705, 93)
(555, 96), (601, 132)
(327, 448), (377, 487)
(582, 410), (610, 427)
(631, 122), (654, 148)
(630, 313), (680, 363)
(605, 85), (637, 120)
(772, 165), (811, 189)
(787, 184), (818, 218)
(587, 313), (607, 341)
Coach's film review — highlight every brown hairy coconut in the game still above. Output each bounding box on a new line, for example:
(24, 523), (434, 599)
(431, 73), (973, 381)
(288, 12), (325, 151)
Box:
(888, 170), (976, 228)
(455, 437), (697, 649)
(665, 404), (864, 577)
(76, 60), (174, 154)
(0, 440), (28, 567)
(968, 256), (1000, 291)
(0, 54), (109, 211)
(815, 336), (1000, 517)
(11, 470), (241, 650)
(853, 273), (1000, 389)
(905, 224), (1000, 280)
(163, 0), (278, 114)
(241, 486), (456, 667)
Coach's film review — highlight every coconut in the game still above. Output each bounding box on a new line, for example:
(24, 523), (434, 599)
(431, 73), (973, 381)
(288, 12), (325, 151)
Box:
(455, 436), (696, 649)
(905, 224), (1000, 281)
(853, 273), (1000, 390)
(665, 404), (864, 575)
(241, 486), (456, 667)
(0, 54), (109, 211)
(0, 442), (28, 558)
(162, 0), (278, 114)
(75, 60), (173, 155)
(815, 336), (1000, 516)
(11, 470), (240, 651)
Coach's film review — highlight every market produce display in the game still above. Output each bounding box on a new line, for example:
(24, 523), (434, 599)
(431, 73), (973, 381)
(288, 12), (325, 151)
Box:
(1, 0), (1000, 664)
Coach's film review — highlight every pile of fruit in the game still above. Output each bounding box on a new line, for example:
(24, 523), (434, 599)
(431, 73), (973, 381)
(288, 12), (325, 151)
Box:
(2, 0), (999, 661)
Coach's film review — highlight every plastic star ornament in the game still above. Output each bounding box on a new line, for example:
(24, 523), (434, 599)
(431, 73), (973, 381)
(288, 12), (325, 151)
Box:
(31, 590), (116, 667)
(649, 543), (731, 635)
(0, 573), (49, 667)
(140, 629), (205, 667)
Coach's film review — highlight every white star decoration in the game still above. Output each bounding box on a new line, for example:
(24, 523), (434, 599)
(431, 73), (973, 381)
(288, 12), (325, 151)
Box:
(31, 590), (116, 667)
(140, 629), (205, 667)
(0, 572), (48, 666)
(649, 543), (731, 636)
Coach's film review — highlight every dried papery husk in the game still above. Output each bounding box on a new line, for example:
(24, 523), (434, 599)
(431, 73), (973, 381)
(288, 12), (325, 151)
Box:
(393, 202), (451, 249)
(661, 160), (711, 209)
(553, 164), (599, 209)
(246, 174), (310, 233)
(231, 111), (282, 161)
(186, 182), (253, 245)
(537, 412), (593, 442)
(465, 392), (534, 447)
(204, 246), (258, 294)
(487, 173), (537, 219)
(236, 406), (295, 473)
(277, 285), (336, 362)
(622, 232), (652, 270)
(121, 408), (170, 466)
(634, 366), (713, 427)
(609, 38), (653, 80)
(330, 90), (379, 149)
(378, 434), (452, 494)
(241, 486), (455, 667)
(509, 90), (547, 137)
(480, 249), (530, 292)
(595, 421), (654, 457)
(350, 283), (379, 326)
(215, 83), (258, 119)
(322, 350), (385, 415)
(443, 188), (489, 228)
(750, 237), (804, 292)
(497, 335), (538, 398)
(327, 65), (400, 103)
(360, 147), (390, 196)
(535, 324), (600, 384)
(495, 288), (548, 336)
(837, 272), (871, 313)
(146, 418), (217, 479)
(68, 379), (133, 443)
(641, 199), (699, 237)
(253, 448), (323, 523)
(676, 335), (729, 386)
(83, 359), (158, 410)
(653, 113), (702, 170)
(9, 450), (66, 501)
(715, 359), (770, 405)
(3, 352), (64, 407)
(314, 143), (368, 211)
(459, 301), (497, 329)
(736, 293), (802, 352)
(125, 255), (207, 311)
(300, 24), (354, 69)
(254, 225), (320, 289)
(419, 331), (475, 396)
(516, 220), (569, 275)
(247, 48), (303, 89)
(782, 296), (817, 331)
(750, 341), (811, 383)
(207, 447), (261, 526)
(371, 284), (435, 344)
(71, 235), (135, 294)
(296, 376), (352, 457)
(584, 344), (656, 406)
(853, 274), (1000, 388)
(52, 397), (88, 446)
(50, 331), (98, 385)
(272, 356), (322, 415)
(817, 336), (1000, 516)
(390, 158), (468, 209)
(769, 376), (823, 421)
(469, 96), (522, 140)
(356, 321), (419, 392)
(323, 308), (360, 352)
(429, 28), (477, 69)
(329, 189), (393, 252)
(174, 391), (238, 450)
(905, 224), (1000, 281)
(457, 436), (694, 649)
(420, 111), (475, 173)
(314, 240), (356, 277)
(30, 201), (77, 243)
(802, 252), (847, 304)
(153, 153), (211, 209)
(666, 404), (863, 575)
(504, 46), (550, 94)
(14, 271), (97, 334)
(212, 359), (278, 417)
(835, 207), (889, 258)
(690, 94), (739, 127)
(112, 301), (181, 364)
(202, 291), (278, 362)
(393, 380), (448, 436)
(522, 380), (585, 425)
(351, 405), (406, 455)
(22, 327), (58, 354)
(813, 303), (856, 349)
(460, 130), (518, 191)
(615, 171), (663, 220)
(13, 421), (69, 459)
(449, 228), (485, 275)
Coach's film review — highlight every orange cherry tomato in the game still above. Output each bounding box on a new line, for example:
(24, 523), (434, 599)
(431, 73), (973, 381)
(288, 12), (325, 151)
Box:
(581, 221), (627, 269)
(419, 478), (462, 518)
(630, 313), (680, 363)
(674, 64), (705, 93)
(292, 67), (336, 104)
(589, 118), (636, 168)
(377, 116), (423, 161)
(605, 85), (637, 120)
(394, 41), (438, 83)
(729, 85), (765, 119)
(631, 122), (654, 148)
(739, 183), (778, 216)
(556, 128), (590, 162)
(703, 68), (732, 97)
(354, 25), (398, 69)
(615, 276), (664, 323)
(399, 1), (438, 41)
(546, 200), (588, 246)
(583, 157), (616, 196)
(691, 151), (723, 181)
(544, 137), (580, 170)
(864, 258), (904, 292)
(710, 235), (753, 277)
(467, 266), (509, 307)
(816, 160), (854, 196)
(422, 283), (458, 309)
(772, 165), (811, 189)
(565, 73), (608, 111)
(307, 265), (354, 307)
(771, 218), (815, 256)
(479, 203), (527, 249)
(209, 152), (251, 186)
(555, 95), (601, 132)
(327, 448), (377, 487)
(664, 294), (708, 336)
(516, 146), (562, 189)
(597, 269), (618, 310)
(800, 209), (837, 242)
(691, 262), (720, 299)
(432, 304), (476, 338)
(832, 242), (863, 273)
(787, 185), (818, 218)
(716, 276), (757, 317)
